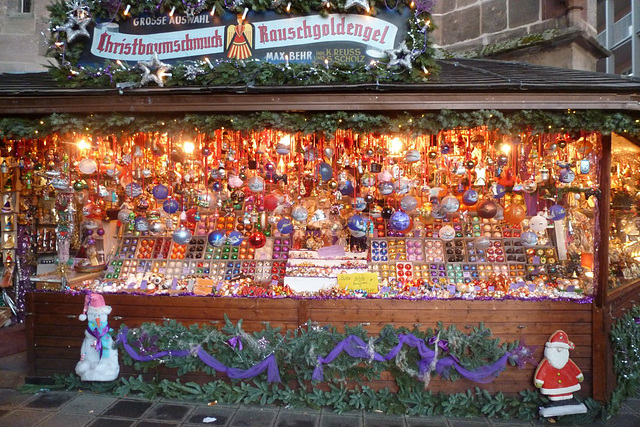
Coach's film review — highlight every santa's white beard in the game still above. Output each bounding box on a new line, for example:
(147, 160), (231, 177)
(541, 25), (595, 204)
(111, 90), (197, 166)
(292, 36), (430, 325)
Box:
(545, 346), (569, 369)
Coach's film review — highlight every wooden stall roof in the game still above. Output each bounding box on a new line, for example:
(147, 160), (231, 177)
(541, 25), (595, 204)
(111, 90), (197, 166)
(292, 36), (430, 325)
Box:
(1, 59), (640, 114)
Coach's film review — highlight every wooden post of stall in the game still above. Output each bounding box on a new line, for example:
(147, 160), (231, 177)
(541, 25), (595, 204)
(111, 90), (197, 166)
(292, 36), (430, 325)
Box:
(592, 133), (611, 401)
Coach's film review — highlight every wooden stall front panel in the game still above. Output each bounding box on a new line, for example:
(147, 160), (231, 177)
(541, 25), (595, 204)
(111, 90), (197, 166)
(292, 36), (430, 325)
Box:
(27, 292), (593, 397)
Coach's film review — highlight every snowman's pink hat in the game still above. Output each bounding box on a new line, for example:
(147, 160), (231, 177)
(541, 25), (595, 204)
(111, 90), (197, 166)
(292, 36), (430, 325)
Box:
(79, 293), (106, 321)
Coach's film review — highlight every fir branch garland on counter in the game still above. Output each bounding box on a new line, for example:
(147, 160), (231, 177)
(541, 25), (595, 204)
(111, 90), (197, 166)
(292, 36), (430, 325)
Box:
(1, 109), (639, 139)
(19, 316), (606, 423)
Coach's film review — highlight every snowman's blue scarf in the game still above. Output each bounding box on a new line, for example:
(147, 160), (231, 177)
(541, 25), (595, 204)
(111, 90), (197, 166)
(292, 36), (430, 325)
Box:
(87, 323), (111, 359)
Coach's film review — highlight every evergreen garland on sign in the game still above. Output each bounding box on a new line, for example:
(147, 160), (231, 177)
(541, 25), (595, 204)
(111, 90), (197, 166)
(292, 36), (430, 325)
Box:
(1, 109), (640, 139)
(45, 0), (438, 87)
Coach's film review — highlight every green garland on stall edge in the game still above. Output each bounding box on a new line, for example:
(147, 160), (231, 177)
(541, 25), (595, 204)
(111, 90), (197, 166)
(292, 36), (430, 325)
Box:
(19, 317), (606, 423)
(1, 109), (640, 139)
(45, 0), (438, 87)
(608, 304), (640, 415)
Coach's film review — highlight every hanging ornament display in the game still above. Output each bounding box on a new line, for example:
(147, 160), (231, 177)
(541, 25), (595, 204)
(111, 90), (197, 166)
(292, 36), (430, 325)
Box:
(173, 227), (192, 245)
(439, 225), (456, 241)
(529, 215), (548, 233)
(476, 199), (498, 219)
(503, 204), (526, 226)
(389, 211), (411, 232)
(549, 205), (566, 221)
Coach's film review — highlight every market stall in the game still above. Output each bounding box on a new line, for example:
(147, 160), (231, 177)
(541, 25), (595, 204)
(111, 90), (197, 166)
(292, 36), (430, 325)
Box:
(1, 0), (640, 415)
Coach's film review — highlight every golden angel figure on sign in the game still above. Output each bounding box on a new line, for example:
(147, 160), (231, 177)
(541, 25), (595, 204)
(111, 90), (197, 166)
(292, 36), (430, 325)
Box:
(226, 15), (253, 60)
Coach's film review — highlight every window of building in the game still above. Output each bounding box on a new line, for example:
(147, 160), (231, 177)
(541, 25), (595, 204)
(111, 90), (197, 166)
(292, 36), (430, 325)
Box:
(21, 0), (32, 13)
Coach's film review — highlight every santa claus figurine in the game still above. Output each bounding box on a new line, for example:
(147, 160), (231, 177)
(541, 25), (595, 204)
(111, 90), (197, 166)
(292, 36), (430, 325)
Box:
(534, 330), (588, 417)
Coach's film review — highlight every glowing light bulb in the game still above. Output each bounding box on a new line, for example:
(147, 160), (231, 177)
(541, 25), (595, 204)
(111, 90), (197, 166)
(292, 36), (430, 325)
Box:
(78, 139), (90, 150)
(169, 6), (175, 16)
(210, 5), (216, 15)
(183, 141), (195, 154)
(500, 144), (511, 154)
(123, 4), (131, 15)
(389, 137), (404, 155)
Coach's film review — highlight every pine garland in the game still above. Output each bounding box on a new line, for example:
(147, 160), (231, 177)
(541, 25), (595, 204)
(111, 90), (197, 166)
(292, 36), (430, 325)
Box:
(18, 316), (607, 423)
(2, 109), (639, 139)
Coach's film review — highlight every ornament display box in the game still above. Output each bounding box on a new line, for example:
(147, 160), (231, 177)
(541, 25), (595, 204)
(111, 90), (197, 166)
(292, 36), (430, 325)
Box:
(26, 291), (595, 397)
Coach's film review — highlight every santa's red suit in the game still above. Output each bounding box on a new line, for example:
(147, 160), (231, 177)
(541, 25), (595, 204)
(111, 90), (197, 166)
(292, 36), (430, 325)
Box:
(534, 330), (584, 401)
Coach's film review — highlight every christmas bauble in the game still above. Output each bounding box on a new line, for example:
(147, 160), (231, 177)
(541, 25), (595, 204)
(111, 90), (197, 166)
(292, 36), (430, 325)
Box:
(439, 225), (455, 241)
(441, 195), (460, 213)
(521, 231), (538, 247)
(503, 203), (526, 225)
(318, 162), (333, 181)
(264, 194), (279, 212)
(364, 194), (375, 204)
(394, 177), (411, 195)
(497, 154), (508, 167)
(347, 214), (367, 237)
(248, 231), (267, 248)
(208, 230), (226, 247)
(428, 151), (437, 160)
(465, 159), (476, 170)
(291, 205), (309, 222)
(277, 218), (293, 234)
(361, 173), (376, 187)
(476, 199), (498, 219)
(549, 204), (566, 221)
(163, 199), (180, 214)
(381, 207), (394, 220)
(389, 211), (411, 231)
(378, 181), (394, 196)
(431, 204), (447, 219)
(559, 168), (575, 184)
(354, 197), (367, 211)
(405, 149), (420, 163)
(227, 230), (243, 246)
(522, 179), (537, 193)
(173, 227), (192, 245)
(400, 195), (418, 212)
(462, 189), (479, 206)
(492, 183), (506, 199)
(78, 158), (97, 175)
(125, 182), (143, 198)
(118, 209), (133, 223)
(248, 176), (265, 193)
(152, 184), (169, 200)
(134, 216), (149, 232)
(529, 215), (548, 232)
(339, 180), (354, 196)
(474, 236), (491, 249)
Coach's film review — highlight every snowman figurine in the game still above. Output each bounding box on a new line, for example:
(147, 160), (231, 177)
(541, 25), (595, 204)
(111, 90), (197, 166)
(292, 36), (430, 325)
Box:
(75, 293), (120, 381)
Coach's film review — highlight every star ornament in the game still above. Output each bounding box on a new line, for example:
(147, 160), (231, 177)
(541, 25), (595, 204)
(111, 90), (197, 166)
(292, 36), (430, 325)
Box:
(344, 0), (370, 12)
(138, 53), (173, 87)
(385, 41), (416, 69)
(55, 15), (91, 44)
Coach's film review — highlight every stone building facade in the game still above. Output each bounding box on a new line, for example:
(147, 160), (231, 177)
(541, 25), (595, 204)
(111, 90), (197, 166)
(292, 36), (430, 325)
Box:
(431, 0), (608, 71)
(0, 0), (609, 73)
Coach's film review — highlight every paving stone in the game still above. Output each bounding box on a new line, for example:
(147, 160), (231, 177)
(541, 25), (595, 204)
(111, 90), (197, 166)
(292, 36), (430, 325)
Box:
(406, 416), (449, 426)
(488, 418), (532, 426)
(61, 393), (118, 415)
(0, 408), (53, 427)
(136, 421), (179, 427)
(364, 413), (406, 427)
(87, 418), (135, 427)
(606, 412), (640, 426)
(230, 408), (278, 427)
(102, 400), (154, 419)
(320, 414), (363, 427)
(145, 402), (194, 422)
(275, 411), (319, 427)
(0, 388), (35, 407)
(25, 391), (76, 409)
(186, 405), (236, 425)
(449, 417), (491, 427)
(37, 411), (95, 427)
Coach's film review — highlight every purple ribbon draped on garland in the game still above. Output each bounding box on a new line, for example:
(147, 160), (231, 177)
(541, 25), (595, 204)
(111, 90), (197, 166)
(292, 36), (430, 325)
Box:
(312, 333), (510, 384)
(117, 327), (281, 382)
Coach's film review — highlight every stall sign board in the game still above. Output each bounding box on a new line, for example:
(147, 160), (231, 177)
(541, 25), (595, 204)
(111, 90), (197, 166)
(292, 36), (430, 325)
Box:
(337, 272), (379, 293)
(82, 10), (409, 66)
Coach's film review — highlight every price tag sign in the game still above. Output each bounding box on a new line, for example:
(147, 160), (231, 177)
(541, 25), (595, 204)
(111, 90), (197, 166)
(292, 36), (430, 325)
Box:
(337, 273), (379, 293)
